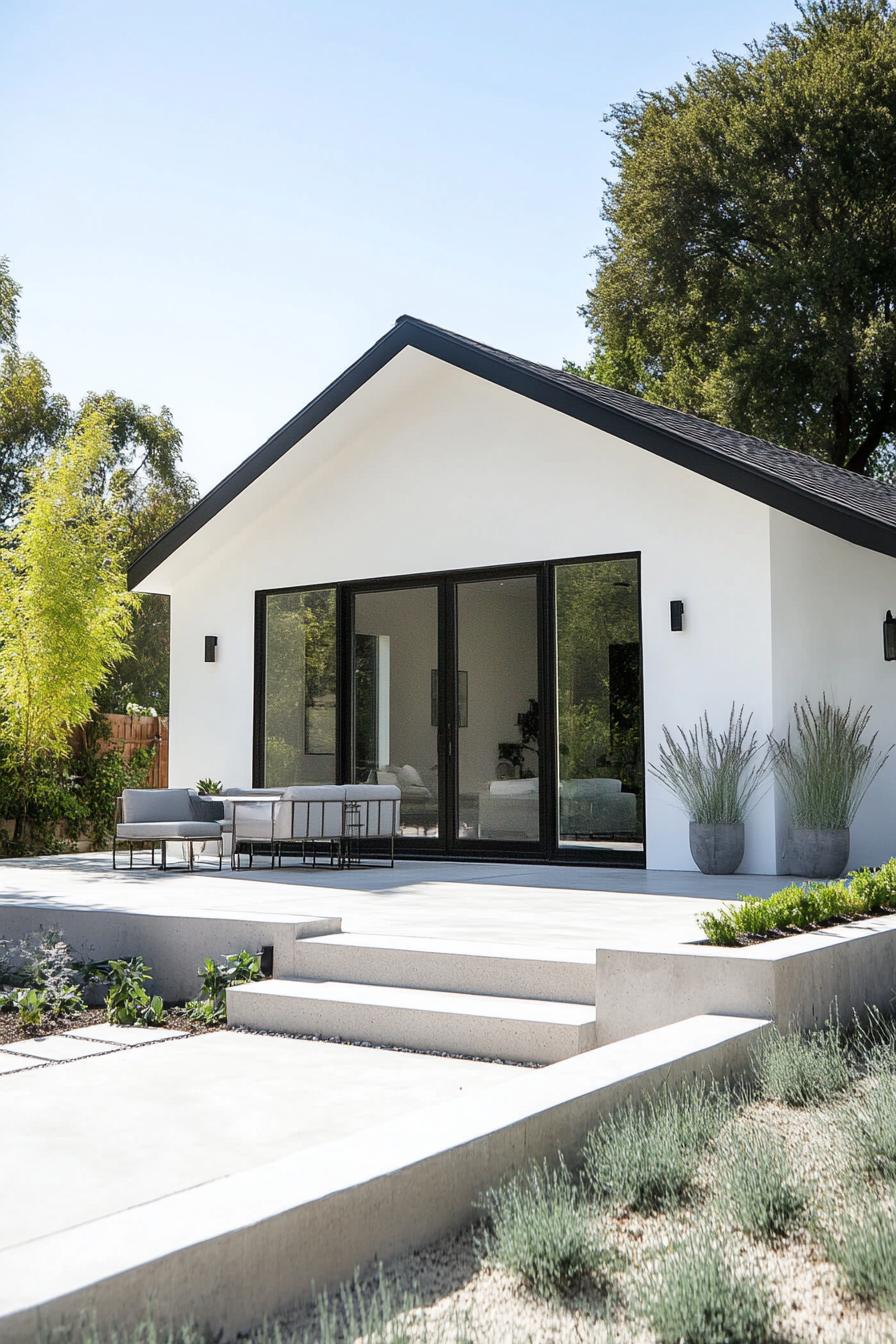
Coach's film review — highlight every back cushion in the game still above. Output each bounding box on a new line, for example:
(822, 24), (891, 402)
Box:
(489, 779), (538, 797)
(121, 789), (193, 823)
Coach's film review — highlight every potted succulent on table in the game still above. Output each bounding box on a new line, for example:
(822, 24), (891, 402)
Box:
(768, 696), (891, 878)
(650, 705), (768, 875)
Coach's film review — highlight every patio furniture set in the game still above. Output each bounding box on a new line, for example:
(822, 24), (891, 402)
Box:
(112, 784), (401, 872)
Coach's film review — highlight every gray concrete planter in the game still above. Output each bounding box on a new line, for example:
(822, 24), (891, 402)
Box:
(689, 821), (745, 875)
(788, 827), (850, 879)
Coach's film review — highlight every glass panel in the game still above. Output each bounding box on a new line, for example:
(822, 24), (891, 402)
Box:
(263, 588), (337, 786)
(555, 558), (644, 854)
(353, 586), (439, 838)
(456, 575), (540, 842)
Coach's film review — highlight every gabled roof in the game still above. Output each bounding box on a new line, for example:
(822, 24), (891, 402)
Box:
(128, 315), (896, 587)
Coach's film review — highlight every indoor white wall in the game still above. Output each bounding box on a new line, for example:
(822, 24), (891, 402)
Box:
(157, 347), (782, 871)
(770, 512), (896, 871)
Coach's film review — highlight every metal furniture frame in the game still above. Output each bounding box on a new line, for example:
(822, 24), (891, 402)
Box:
(231, 794), (399, 871)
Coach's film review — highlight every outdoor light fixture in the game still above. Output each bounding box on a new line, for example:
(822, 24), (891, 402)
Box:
(670, 600), (685, 632)
(884, 611), (896, 662)
(204, 636), (218, 663)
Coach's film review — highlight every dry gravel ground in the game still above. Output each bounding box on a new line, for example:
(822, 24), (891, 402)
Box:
(281, 1083), (896, 1344)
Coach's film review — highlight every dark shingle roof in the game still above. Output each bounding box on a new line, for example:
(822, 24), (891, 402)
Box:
(408, 317), (896, 536)
(129, 314), (896, 587)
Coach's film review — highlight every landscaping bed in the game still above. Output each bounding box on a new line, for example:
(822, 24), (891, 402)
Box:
(0, 1004), (221, 1048)
(699, 858), (896, 947)
(0, 928), (264, 1044)
(55, 1016), (896, 1343)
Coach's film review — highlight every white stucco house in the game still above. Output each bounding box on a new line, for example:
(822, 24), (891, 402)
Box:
(130, 317), (896, 875)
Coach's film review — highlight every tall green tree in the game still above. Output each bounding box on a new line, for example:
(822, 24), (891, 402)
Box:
(0, 409), (137, 839)
(0, 256), (197, 709)
(578, 0), (896, 476)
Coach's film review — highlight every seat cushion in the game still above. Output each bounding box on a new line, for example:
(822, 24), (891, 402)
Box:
(117, 821), (222, 840)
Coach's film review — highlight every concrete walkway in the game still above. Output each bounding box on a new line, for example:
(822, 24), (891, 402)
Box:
(0, 1029), (507, 1253)
(0, 854), (778, 951)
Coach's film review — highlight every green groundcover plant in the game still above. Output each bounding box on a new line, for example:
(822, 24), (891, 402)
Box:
(103, 957), (164, 1026)
(0, 927), (86, 1029)
(698, 858), (896, 946)
(185, 950), (262, 1025)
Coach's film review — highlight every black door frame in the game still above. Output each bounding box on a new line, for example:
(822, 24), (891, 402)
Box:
(253, 551), (646, 868)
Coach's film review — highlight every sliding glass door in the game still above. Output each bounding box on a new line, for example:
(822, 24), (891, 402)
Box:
(554, 557), (644, 858)
(351, 583), (440, 840)
(454, 572), (541, 848)
(258, 586), (337, 785)
(255, 554), (644, 864)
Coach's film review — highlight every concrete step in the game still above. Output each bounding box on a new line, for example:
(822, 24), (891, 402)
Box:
(227, 978), (598, 1064)
(292, 933), (595, 1006)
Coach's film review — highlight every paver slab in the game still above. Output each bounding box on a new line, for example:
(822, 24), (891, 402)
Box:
(1, 1035), (120, 1061)
(63, 1025), (187, 1045)
(0, 1052), (46, 1073)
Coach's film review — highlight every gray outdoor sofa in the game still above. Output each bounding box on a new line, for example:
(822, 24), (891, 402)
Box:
(113, 783), (401, 872)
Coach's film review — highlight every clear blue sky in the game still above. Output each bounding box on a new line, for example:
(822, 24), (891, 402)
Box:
(3, 0), (795, 494)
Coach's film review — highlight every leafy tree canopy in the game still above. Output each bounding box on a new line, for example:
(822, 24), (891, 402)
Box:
(0, 257), (198, 710)
(576, 0), (896, 477)
(0, 408), (137, 837)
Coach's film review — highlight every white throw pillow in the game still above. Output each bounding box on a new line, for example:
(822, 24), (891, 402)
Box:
(397, 763), (425, 789)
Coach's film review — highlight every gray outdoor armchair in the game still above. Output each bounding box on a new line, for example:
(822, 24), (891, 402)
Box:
(113, 788), (225, 871)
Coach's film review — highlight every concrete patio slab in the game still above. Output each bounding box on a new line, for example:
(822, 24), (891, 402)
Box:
(63, 1025), (188, 1044)
(0, 852), (773, 953)
(1, 1035), (121, 1062)
(0, 1028), (507, 1254)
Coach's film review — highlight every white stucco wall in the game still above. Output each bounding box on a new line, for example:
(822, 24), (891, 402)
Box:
(154, 348), (782, 871)
(769, 512), (896, 871)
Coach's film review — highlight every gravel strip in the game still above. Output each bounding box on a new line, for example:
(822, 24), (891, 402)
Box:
(228, 1024), (539, 1067)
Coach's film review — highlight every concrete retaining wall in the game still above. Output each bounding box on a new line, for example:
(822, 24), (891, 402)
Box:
(0, 1013), (768, 1342)
(0, 902), (340, 1001)
(596, 913), (896, 1044)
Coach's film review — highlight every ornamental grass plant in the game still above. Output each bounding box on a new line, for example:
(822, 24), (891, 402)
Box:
(477, 1159), (611, 1299)
(636, 1222), (777, 1344)
(583, 1080), (731, 1214)
(768, 696), (890, 831)
(715, 1124), (808, 1240)
(848, 1072), (896, 1182)
(826, 1202), (896, 1313)
(753, 1023), (850, 1108)
(649, 704), (768, 824)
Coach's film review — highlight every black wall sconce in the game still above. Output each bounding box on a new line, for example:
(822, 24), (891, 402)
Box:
(884, 611), (896, 662)
(670, 600), (685, 632)
(204, 635), (218, 664)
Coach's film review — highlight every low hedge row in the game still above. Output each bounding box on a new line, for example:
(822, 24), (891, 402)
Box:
(699, 858), (896, 946)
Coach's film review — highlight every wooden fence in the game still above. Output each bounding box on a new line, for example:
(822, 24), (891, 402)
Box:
(103, 714), (169, 788)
